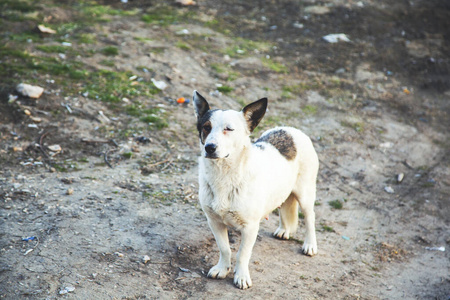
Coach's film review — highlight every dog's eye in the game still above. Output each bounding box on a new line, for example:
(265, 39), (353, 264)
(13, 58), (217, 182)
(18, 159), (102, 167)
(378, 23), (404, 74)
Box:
(225, 127), (234, 132)
(203, 124), (212, 132)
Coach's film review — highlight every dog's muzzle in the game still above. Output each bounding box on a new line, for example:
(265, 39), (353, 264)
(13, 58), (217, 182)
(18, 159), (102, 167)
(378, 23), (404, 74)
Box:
(204, 143), (220, 159)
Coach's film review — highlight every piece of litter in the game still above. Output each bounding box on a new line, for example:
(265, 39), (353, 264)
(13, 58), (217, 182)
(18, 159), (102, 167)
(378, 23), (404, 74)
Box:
(397, 173), (404, 183)
(66, 188), (74, 195)
(59, 286), (75, 295)
(142, 255), (151, 264)
(16, 83), (44, 98)
(176, 29), (190, 35)
(151, 78), (168, 90)
(61, 42), (72, 47)
(38, 24), (56, 34)
(8, 94), (18, 103)
(176, 0), (196, 5)
(425, 246), (445, 252)
(48, 144), (62, 152)
(24, 249), (34, 256)
(384, 186), (394, 194)
(293, 22), (304, 29)
(179, 267), (190, 272)
(22, 236), (37, 241)
(342, 236), (350, 240)
(323, 33), (351, 43)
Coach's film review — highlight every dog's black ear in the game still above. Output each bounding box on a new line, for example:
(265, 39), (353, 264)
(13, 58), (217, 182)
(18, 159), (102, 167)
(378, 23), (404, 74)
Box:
(193, 90), (210, 119)
(242, 98), (268, 132)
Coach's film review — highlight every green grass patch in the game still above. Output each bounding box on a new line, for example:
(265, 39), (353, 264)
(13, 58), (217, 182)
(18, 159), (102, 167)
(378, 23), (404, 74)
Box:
(328, 199), (343, 209)
(100, 46), (119, 56)
(100, 59), (115, 67)
(217, 85), (234, 94)
(82, 70), (159, 103)
(36, 45), (68, 53)
(77, 33), (96, 44)
(302, 105), (318, 115)
(321, 224), (335, 232)
(222, 38), (272, 58)
(141, 7), (180, 26)
(176, 42), (191, 51)
(121, 152), (133, 159)
(341, 120), (365, 132)
(262, 58), (288, 73)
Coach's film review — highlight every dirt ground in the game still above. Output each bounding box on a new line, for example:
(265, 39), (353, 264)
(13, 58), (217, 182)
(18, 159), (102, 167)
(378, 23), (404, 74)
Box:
(0, 0), (449, 299)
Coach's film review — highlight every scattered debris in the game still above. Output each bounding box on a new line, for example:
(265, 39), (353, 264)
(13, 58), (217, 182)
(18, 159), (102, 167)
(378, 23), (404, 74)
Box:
(179, 267), (190, 272)
(115, 252), (124, 257)
(384, 186), (394, 194)
(293, 22), (304, 29)
(151, 78), (168, 90)
(142, 255), (151, 264)
(322, 33), (351, 43)
(176, 29), (190, 35)
(47, 144), (62, 152)
(8, 94), (18, 103)
(176, 0), (196, 5)
(37, 24), (56, 34)
(61, 42), (72, 47)
(425, 246), (445, 252)
(304, 5), (330, 15)
(342, 236), (350, 240)
(59, 286), (75, 295)
(16, 83), (44, 98)
(97, 111), (111, 123)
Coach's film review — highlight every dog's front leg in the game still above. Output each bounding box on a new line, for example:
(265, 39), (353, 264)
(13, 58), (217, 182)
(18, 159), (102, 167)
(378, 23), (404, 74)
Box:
(234, 223), (259, 289)
(206, 217), (232, 279)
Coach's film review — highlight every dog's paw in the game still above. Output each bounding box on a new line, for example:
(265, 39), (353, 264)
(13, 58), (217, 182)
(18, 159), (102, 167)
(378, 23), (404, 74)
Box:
(233, 269), (252, 289)
(302, 240), (317, 256)
(273, 227), (290, 240)
(207, 264), (231, 279)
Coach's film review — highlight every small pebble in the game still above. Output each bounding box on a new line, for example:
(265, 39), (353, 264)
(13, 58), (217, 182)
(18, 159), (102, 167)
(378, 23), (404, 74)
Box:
(142, 255), (151, 264)
(66, 188), (74, 195)
(384, 186), (394, 194)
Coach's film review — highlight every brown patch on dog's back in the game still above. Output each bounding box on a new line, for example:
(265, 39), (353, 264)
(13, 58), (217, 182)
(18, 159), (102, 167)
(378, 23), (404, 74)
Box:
(256, 129), (297, 160)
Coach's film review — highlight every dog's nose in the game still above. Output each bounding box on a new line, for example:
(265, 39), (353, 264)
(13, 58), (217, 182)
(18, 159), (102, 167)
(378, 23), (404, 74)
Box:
(205, 143), (217, 154)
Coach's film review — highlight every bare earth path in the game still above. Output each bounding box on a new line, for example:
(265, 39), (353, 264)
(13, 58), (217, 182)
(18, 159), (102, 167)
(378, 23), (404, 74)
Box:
(0, 0), (449, 299)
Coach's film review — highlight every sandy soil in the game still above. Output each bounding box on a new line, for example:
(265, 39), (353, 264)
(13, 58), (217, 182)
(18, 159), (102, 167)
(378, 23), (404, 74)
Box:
(0, 0), (449, 299)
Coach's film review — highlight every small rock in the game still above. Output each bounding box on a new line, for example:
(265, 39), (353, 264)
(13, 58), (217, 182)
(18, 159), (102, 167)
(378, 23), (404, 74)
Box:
(151, 79), (168, 90)
(66, 188), (74, 195)
(322, 33), (351, 43)
(142, 255), (151, 264)
(384, 186), (394, 194)
(48, 144), (62, 152)
(8, 94), (18, 103)
(397, 173), (404, 183)
(38, 24), (56, 34)
(304, 5), (330, 15)
(30, 116), (42, 123)
(176, 0), (196, 5)
(16, 83), (44, 99)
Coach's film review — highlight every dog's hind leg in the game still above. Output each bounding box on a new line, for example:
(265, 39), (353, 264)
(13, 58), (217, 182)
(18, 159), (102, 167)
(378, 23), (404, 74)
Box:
(296, 183), (318, 256)
(273, 193), (299, 240)
(206, 217), (232, 279)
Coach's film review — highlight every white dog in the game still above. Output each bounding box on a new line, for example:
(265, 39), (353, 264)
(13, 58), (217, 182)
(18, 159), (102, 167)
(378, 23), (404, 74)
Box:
(193, 90), (319, 289)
